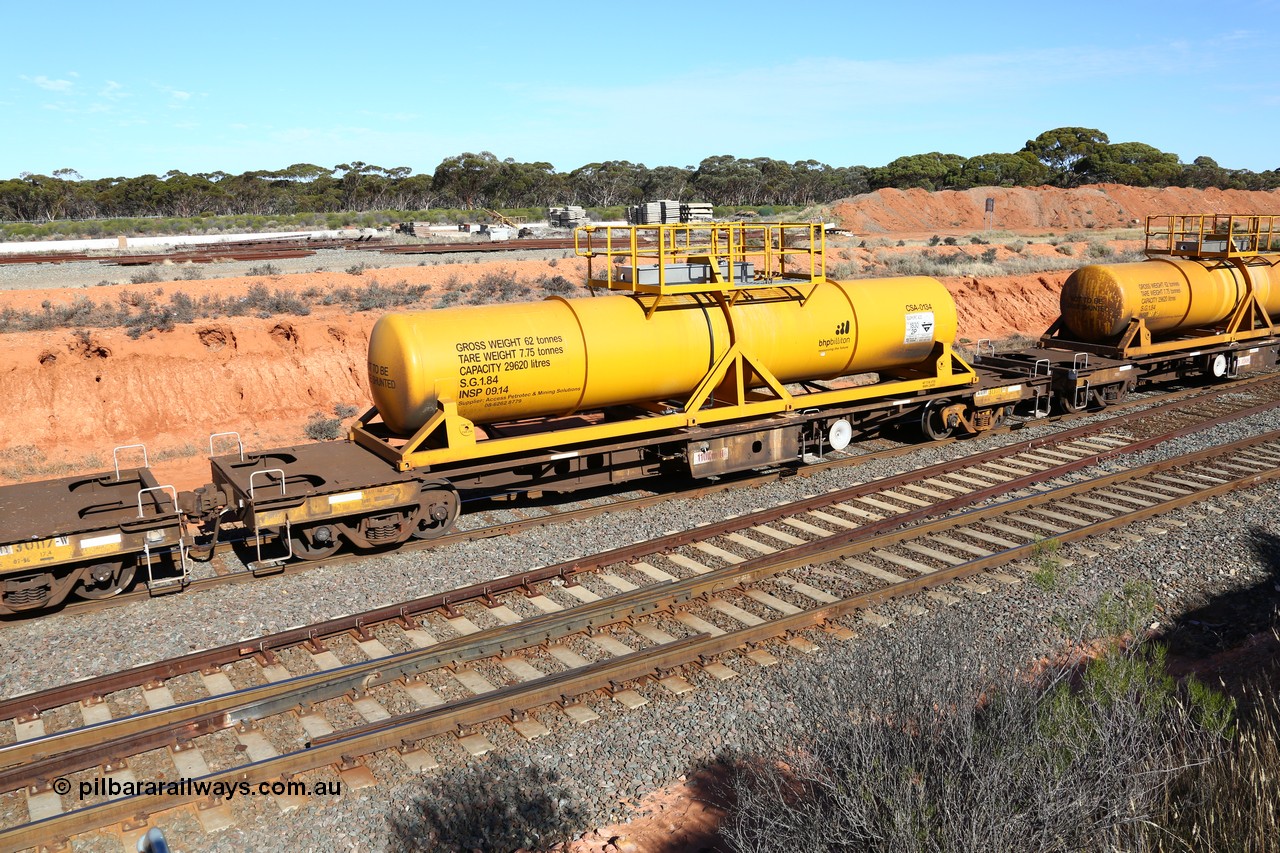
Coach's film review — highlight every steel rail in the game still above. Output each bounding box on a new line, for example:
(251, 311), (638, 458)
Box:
(6, 429), (1280, 851)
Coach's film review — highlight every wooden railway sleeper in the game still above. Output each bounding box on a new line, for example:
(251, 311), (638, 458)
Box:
(121, 814), (149, 833)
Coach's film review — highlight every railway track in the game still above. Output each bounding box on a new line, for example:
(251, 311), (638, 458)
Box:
(0, 235), (579, 267)
(373, 237), (582, 255)
(2, 390), (1279, 848)
(0, 238), (361, 267)
(22, 369), (1280, 622)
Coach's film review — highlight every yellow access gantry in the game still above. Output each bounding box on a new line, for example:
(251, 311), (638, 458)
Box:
(1144, 213), (1280, 260)
(575, 221), (827, 309)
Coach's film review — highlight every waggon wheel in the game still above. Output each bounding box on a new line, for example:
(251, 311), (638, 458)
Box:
(412, 484), (461, 540)
(1058, 388), (1090, 414)
(73, 559), (137, 601)
(290, 524), (343, 560)
(920, 401), (954, 441)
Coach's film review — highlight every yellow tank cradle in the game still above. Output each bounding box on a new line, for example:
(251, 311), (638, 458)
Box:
(576, 222), (826, 307)
(1145, 213), (1280, 260)
(351, 339), (976, 472)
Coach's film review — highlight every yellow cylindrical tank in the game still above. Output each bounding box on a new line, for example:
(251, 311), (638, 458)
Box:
(367, 277), (957, 434)
(1060, 256), (1280, 342)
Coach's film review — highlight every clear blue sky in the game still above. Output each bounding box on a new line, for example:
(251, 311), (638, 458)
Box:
(3, 0), (1277, 179)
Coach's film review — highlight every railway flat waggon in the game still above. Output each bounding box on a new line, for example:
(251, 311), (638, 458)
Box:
(0, 449), (186, 613)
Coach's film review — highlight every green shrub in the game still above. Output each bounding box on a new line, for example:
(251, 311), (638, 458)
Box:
(387, 756), (587, 852)
(1030, 538), (1068, 591)
(535, 274), (577, 295)
(129, 268), (163, 285)
(353, 279), (430, 311)
(0, 269), (586, 335)
(723, 615), (1236, 853)
(304, 412), (343, 441)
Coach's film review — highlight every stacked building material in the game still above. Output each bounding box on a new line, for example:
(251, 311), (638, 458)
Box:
(627, 200), (689, 225)
(548, 206), (588, 228)
(680, 202), (713, 223)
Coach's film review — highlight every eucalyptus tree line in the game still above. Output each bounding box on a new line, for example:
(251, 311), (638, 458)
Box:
(1, 128), (1274, 222)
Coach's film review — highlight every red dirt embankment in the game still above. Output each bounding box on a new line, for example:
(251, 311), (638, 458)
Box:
(947, 272), (1065, 342)
(0, 316), (373, 488)
(830, 184), (1280, 234)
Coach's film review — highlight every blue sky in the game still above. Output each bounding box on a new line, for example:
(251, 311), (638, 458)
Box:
(2, 0), (1277, 179)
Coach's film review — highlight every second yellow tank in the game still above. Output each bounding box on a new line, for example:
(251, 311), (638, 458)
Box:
(1060, 256), (1280, 342)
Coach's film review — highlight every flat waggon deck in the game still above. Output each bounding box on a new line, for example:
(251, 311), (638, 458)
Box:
(209, 442), (416, 500)
(0, 468), (171, 543)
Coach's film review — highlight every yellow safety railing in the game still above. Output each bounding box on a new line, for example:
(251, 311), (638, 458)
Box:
(574, 222), (826, 296)
(1145, 213), (1280, 259)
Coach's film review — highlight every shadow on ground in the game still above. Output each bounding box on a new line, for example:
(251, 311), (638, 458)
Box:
(1158, 525), (1280, 695)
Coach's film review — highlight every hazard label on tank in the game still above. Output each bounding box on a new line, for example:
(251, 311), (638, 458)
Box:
(904, 311), (935, 345)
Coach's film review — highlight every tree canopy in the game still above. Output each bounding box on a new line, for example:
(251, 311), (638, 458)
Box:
(1, 127), (1275, 222)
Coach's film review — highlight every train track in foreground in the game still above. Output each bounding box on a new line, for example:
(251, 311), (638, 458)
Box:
(25, 369), (1280, 622)
(2, 410), (1279, 847)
